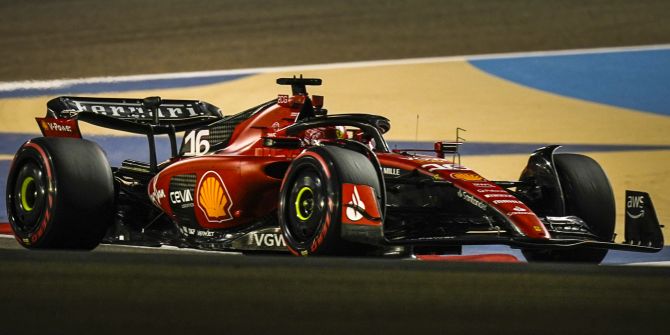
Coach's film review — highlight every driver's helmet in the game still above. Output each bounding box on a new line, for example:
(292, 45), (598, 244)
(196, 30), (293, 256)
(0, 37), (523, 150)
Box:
(304, 126), (348, 141)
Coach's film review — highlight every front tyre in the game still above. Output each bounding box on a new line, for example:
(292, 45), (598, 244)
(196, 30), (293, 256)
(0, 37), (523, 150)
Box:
(281, 154), (335, 255)
(6, 137), (114, 249)
(279, 145), (382, 256)
(523, 153), (615, 263)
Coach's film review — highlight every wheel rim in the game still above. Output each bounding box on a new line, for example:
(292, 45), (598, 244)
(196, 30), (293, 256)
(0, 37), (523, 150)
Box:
(286, 168), (326, 243)
(294, 187), (314, 221)
(11, 160), (47, 233)
(20, 176), (36, 211)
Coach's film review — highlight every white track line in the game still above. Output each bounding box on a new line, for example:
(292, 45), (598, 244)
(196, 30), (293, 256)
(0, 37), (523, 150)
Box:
(0, 234), (240, 255)
(624, 261), (670, 267)
(1, 44), (669, 92)
(97, 243), (242, 255)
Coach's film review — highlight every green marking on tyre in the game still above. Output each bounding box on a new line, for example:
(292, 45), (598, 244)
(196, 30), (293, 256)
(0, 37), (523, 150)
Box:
(295, 186), (314, 221)
(20, 176), (35, 211)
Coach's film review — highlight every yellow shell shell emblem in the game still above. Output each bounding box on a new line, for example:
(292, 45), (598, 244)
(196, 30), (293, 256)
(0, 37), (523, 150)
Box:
(197, 171), (233, 222)
(450, 172), (485, 181)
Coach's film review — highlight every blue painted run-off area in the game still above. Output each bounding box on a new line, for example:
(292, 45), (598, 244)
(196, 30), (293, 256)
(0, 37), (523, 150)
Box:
(469, 49), (670, 117)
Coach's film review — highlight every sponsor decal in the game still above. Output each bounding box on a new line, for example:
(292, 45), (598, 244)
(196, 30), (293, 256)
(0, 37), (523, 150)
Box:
(406, 156), (446, 162)
(251, 232), (286, 248)
(382, 167), (401, 176)
(148, 172), (166, 207)
(484, 194), (516, 198)
(476, 189), (507, 193)
(35, 117), (81, 138)
(492, 199), (524, 205)
(149, 188), (166, 205)
(472, 183), (495, 188)
(231, 228), (288, 250)
(180, 226), (215, 237)
(277, 94), (290, 105)
(68, 100), (200, 119)
(450, 172), (485, 181)
(168, 174), (197, 224)
(196, 171), (234, 222)
(422, 163), (463, 172)
(626, 194), (645, 219)
(341, 184), (381, 225)
(532, 226), (543, 232)
(170, 189), (193, 204)
(346, 186), (365, 222)
(512, 206), (527, 212)
(46, 122), (71, 132)
(457, 190), (487, 211)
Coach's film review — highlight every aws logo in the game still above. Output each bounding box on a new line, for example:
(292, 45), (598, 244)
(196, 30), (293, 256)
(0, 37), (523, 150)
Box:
(196, 171), (233, 222)
(626, 195), (645, 219)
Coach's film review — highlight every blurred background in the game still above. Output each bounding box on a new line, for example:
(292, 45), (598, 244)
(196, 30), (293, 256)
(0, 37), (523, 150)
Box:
(2, 0), (669, 80)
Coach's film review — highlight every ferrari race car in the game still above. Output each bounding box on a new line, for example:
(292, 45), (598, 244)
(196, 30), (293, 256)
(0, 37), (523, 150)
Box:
(5, 77), (664, 262)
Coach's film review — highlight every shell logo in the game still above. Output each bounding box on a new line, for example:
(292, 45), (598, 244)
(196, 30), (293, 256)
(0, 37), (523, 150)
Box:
(196, 171), (233, 222)
(450, 172), (485, 181)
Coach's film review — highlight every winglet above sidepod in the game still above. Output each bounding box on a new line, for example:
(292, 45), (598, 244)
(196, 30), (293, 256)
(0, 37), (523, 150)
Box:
(624, 190), (664, 248)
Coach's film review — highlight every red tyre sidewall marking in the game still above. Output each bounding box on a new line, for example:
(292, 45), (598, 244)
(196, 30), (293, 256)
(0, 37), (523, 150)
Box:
(16, 142), (55, 246)
(279, 162), (301, 256)
(303, 151), (334, 254)
(282, 151), (334, 256)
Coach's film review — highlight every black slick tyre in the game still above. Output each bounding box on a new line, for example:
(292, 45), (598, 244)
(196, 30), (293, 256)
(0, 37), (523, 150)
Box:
(278, 145), (381, 256)
(6, 137), (115, 249)
(523, 153), (615, 263)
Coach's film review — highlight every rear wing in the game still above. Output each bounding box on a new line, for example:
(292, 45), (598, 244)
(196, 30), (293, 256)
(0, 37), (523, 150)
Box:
(42, 96), (224, 172)
(46, 96), (223, 132)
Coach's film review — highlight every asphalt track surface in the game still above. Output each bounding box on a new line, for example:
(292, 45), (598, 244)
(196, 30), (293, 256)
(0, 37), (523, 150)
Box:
(2, 2), (670, 334)
(1, 244), (670, 335)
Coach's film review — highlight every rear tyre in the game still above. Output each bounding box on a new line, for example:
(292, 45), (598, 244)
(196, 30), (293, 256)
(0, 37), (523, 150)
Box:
(279, 145), (381, 256)
(6, 137), (114, 249)
(523, 153), (615, 263)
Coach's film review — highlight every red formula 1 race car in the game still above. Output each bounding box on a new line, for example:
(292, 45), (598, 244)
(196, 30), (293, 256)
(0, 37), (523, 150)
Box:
(5, 77), (664, 262)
